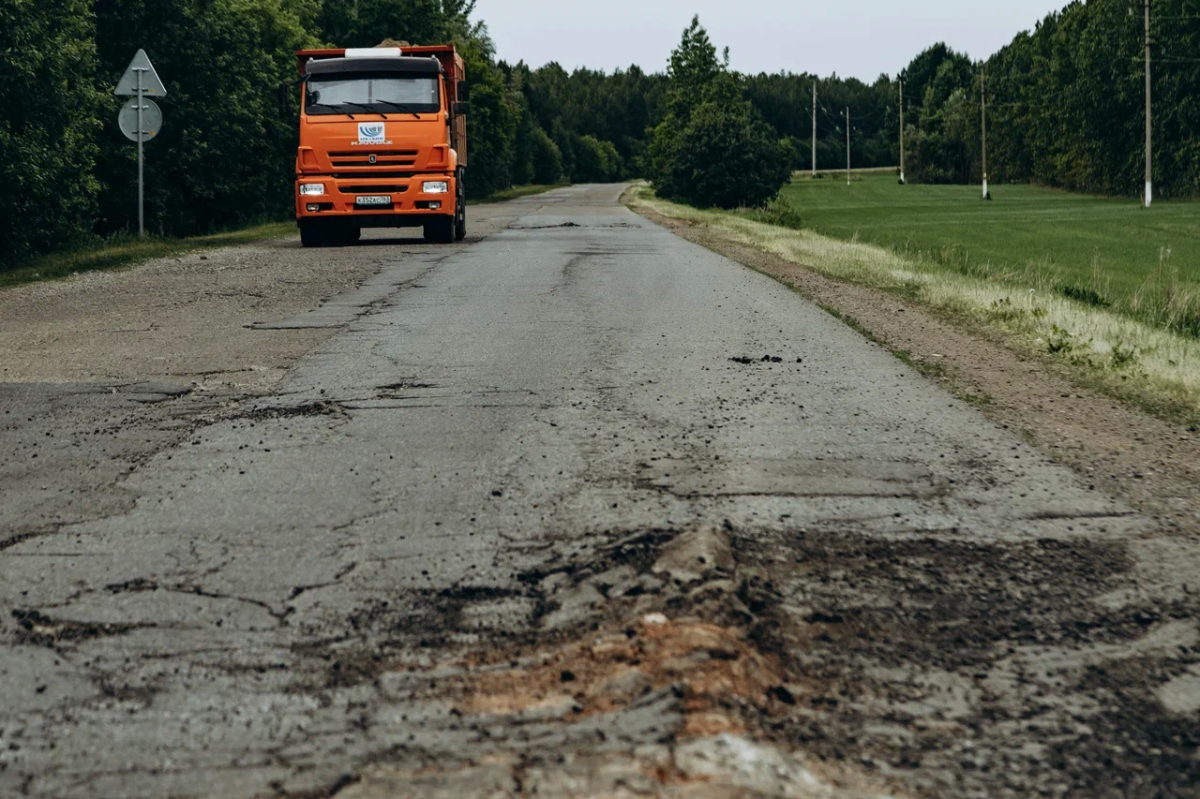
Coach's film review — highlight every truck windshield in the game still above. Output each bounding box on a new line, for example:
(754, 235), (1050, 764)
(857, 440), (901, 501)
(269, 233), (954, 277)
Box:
(306, 74), (440, 116)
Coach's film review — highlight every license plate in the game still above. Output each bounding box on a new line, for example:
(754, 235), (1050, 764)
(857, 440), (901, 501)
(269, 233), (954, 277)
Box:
(355, 195), (391, 207)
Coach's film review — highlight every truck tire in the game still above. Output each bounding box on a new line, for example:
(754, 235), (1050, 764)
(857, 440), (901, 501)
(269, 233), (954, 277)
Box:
(455, 173), (467, 241)
(299, 220), (326, 248)
(423, 217), (455, 244)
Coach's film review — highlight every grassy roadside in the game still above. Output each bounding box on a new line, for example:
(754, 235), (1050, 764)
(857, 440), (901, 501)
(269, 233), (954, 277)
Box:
(628, 186), (1200, 424)
(478, 183), (569, 204)
(0, 222), (296, 291)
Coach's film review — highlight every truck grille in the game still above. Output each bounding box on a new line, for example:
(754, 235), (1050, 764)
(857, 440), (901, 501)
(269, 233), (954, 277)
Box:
(329, 150), (419, 168)
(338, 185), (410, 194)
(331, 172), (413, 179)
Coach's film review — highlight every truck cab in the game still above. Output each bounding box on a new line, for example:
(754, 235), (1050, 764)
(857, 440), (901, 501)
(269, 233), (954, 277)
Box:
(294, 45), (468, 247)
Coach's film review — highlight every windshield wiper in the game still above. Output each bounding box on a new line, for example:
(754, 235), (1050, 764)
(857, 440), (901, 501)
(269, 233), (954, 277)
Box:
(338, 101), (387, 119)
(309, 101), (355, 119)
(372, 100), (424, 119)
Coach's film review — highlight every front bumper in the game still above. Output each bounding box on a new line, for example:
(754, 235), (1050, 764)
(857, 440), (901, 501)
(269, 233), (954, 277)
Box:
(295, 175), (456, 221)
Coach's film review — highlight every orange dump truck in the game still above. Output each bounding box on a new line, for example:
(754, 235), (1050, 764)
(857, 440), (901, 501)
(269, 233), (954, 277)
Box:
(294, 45), (468, 247)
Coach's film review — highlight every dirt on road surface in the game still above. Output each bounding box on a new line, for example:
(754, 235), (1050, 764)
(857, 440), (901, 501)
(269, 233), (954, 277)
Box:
(1, 185), (1198, 798)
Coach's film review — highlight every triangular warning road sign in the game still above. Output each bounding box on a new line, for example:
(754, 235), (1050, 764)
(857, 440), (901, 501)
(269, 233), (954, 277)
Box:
(114, 49), (167, 97)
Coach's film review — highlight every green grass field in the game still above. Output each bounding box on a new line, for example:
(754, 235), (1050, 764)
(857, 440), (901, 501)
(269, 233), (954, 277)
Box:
(779, 174), (1200, 337)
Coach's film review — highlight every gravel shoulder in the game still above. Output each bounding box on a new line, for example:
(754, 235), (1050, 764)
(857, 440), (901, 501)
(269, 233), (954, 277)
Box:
(0, 203), (523, 393)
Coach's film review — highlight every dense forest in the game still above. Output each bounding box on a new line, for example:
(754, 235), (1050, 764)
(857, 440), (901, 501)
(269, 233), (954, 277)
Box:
(3, 0), (1199, 267)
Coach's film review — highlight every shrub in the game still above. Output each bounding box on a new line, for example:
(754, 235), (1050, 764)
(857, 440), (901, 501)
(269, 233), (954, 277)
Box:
(742, 198), (803, 230)
(572, 134), (622, 183)
(529, 126), (564, 185)
(1058, 284), (1110, 308)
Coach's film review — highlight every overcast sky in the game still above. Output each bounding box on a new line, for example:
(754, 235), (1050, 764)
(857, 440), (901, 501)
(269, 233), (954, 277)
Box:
(477, 0), (1068, 80)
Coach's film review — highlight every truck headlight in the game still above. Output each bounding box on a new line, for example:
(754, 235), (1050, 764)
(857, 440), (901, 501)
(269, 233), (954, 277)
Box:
(422, 181), (449, 194)
(299, 183), (326, 196)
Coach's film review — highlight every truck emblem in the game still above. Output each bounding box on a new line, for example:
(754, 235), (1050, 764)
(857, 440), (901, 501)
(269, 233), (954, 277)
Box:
(368, 154), (377, 164)
(358, 123), (385, 144)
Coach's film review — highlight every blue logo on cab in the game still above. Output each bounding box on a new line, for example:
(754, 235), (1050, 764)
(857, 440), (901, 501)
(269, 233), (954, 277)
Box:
(358, 123), (385, 144)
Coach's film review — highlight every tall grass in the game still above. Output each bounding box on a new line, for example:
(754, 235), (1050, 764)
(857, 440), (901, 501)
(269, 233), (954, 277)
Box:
(630, 187), (1200, 421)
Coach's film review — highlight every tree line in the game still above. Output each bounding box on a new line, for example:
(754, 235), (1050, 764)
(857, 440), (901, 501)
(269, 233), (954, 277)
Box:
(903, 0), (1200, 198)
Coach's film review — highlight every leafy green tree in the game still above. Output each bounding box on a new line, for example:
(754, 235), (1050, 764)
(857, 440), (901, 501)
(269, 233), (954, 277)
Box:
(0, 0), (105, 266)
(456, 38), (517, 198)
(650, 17), (792, 208)
(316, 0), (444, 47)
(571, 134), (619, 182)
(529, 126), (563, 185)
(597, 140), (623, 181)
(661, 16), (722, 123)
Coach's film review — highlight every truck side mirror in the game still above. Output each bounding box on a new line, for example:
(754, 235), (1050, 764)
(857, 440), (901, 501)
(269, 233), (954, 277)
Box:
(453, 101), (470, 116)
(458, 81), (470, 102)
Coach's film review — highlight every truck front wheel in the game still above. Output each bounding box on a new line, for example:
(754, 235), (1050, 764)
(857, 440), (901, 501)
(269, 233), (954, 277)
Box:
(455, 173), (467, 241)
(423, 217), (455, 244)
(299, 220), (327, 248)
(301, 220), (359, 247)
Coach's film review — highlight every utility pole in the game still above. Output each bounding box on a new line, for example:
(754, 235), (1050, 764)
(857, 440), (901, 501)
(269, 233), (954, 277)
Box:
(981, 66), (989, 200)
(812, 81), (817, 177)
(1144, 0), (1153, 208)
(846, 107), (851, 186)
(899, 79), (905, 184)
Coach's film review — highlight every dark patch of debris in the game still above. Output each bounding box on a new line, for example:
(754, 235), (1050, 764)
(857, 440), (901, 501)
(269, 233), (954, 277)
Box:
(12, 609), (154, 647)
(235, 401), (346, 422)
(729, 355), (785, 365)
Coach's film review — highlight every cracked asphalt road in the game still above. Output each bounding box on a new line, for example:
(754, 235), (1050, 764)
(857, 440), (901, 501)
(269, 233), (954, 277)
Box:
(2, 184), (1198, 798)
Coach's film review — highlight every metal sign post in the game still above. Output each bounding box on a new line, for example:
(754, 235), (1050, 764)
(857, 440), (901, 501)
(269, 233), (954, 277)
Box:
(137, 67), (144, 236)
(115, 50), (167, 238)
